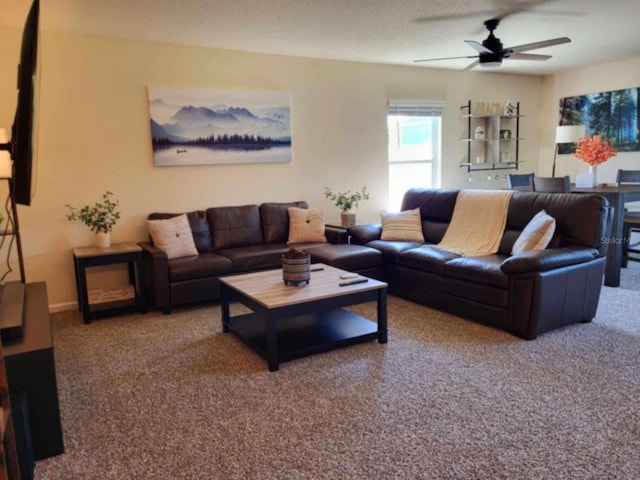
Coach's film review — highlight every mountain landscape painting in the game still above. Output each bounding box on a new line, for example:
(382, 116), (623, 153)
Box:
(148, 87), (291, 166)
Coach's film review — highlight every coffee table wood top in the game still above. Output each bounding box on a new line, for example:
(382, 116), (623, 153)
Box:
(220, 264), (387, 309)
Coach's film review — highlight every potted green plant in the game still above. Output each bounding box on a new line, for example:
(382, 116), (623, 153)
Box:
(324, 186), (370, 227)
(65, 191), (121, 247)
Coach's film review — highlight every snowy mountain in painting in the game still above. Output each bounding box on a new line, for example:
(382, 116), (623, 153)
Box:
(151, 104), (290, 142)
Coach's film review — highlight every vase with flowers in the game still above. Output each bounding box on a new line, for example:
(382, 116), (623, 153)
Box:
(573, 134), (618, 187)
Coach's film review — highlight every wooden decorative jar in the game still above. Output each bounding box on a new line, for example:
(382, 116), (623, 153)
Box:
(282, 250), (311, 286)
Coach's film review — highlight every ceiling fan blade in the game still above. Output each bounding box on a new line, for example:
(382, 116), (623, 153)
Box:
(464, 59), (480, 71)
(507, 37), (571, 53)
(464, 40), (494, 54)
(414, 55), (479, 63)
(506, 52), (551, 61)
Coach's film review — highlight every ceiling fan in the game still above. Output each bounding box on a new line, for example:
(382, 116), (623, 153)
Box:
(414, 19), (571, 70)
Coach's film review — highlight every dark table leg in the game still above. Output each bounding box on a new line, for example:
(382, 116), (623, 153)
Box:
(604, 192), (623, 287)
(377, 288), (388, 343)
(220, 285), (230, 333)
(74, 258), (91, 324)
(267, 314), (279, 372)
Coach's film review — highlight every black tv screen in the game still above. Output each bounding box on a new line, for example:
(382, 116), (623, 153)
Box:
(11, 0), (39, 206)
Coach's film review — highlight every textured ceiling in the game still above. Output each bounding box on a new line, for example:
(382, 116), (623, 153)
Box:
(6, 0), (640, 75)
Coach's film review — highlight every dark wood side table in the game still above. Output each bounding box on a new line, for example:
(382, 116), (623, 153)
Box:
(72, 242), (147, 324)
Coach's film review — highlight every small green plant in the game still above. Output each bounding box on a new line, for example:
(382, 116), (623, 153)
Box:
(65, 191), (121, 233)
(324, 186), (370, 212)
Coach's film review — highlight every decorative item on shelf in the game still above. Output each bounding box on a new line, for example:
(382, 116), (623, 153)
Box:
(324, 186), (370, 227)
(573, 134), (618, 187)
(282, 248), (311, 286)
(473, 102), (486, 115)
(500, 151), (510, 163)
(474, 126), (485, 140)
(503, 101), (516, 116)
(500, 129), (512, 140)
(490, 102), (503, 114)
(65, 191), (121, 247)
(476, 155), (485, 164)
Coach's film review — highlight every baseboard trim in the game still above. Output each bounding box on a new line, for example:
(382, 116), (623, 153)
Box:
(49, 302), (77, 313)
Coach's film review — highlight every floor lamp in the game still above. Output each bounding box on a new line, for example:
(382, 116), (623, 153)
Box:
(0, 128), (25, 285)
(552, 125), (586, 177)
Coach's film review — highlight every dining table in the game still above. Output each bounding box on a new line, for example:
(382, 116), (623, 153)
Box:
(572, 184), (640, 287)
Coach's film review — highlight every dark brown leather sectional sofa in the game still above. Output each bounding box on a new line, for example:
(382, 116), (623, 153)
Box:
(140, 188), (612, 339)
(139, 201), (344, 314)
(348, 188), (612, 339)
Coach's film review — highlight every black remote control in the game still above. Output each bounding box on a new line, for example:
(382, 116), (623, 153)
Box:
(339, 278), (368, 286)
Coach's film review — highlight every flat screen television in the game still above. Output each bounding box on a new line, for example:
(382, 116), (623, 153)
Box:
(10, 0), (40, 206)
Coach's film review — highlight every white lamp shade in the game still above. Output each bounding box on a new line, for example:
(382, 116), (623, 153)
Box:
(555, 125), (586, 144)
(0, 152), (12, 179)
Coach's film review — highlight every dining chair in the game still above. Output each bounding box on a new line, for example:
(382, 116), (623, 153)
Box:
(507, 173), (534, 191)
(616, 169), (640, 266)
(533, 176), (571, 193)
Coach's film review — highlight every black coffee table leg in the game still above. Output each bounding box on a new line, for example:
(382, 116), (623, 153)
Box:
(267, 314), (279, 371)
(221, 285), (230, 333)
(377, 288), (388, 343)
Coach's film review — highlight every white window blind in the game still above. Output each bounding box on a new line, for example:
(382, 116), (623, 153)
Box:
(388, 101), (445, 117)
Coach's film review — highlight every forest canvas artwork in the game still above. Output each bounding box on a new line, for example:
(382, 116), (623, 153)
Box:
(557, 87), (639, 154)
(148, 87), (291, 166)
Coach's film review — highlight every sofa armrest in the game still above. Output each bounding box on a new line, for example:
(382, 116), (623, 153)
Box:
(500, 247), (599, 275)
(324, 226), (348, 244)
(138, 241), (171, 311)
(349, 223), (382, 244)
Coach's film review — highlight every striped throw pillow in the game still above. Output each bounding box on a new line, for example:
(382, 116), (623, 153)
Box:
(380, 208), (425, 242)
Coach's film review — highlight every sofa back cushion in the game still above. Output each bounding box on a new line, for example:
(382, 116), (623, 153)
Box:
(260, 201), (308, 244)
(401, 188), (460, 244)
(207, 205), (263, 250)
(148, 211), (213, 253)
(499, 192), (609, 256)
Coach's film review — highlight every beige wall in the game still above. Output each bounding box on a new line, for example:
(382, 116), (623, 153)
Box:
(539, 56), (640, 181)
(1, 29), (543, 309)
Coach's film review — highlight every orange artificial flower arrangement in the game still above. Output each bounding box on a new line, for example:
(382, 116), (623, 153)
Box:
(573, 134), (617, 166)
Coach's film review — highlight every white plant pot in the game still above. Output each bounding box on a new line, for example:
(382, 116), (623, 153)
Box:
(96, 231), (111, 248)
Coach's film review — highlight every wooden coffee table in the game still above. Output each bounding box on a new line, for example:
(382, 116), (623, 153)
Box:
(220, 264), (387, 371)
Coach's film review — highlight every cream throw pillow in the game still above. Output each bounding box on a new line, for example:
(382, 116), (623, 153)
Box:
(147, 214), (199, 259)
(381, 208), (425, 242)
(511, 210), (556, 254)
(287, 207), (327, 244)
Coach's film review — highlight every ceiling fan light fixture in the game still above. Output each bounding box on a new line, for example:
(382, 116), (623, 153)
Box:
(479, 52), (502, 68)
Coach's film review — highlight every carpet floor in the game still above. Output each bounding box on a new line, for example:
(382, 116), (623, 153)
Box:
(34, 266), (640, 479)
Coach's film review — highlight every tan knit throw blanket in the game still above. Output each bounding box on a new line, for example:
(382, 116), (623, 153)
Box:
(437, 189), (514, 256)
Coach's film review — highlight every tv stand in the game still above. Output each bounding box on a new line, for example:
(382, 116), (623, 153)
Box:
(2, 282), (63, 477)
(0, 283), (25, 342)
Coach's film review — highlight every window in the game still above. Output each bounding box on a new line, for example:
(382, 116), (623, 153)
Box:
(387, 101), (443, 212)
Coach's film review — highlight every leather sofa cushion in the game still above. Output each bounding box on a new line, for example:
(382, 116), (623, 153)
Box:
(169, 252), (232, 282)
(443, 255), (509, 288)
(260, 201), (308, 244)
(365, 240), (424, 263)
(148, 211), (213, 253)
(207, 205), (263, 250)
(504, 192), (609, 251)
(398, 246), (461, 275)
(217, 244), (291, 272)
(304, 244), (382, 271)
(401, 188), (459, 223)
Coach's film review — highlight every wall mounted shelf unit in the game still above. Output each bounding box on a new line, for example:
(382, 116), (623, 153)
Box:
(460, 100), (523, 173)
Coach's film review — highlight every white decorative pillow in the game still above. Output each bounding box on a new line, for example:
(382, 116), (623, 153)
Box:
(287, 207), (327, 244)
(380, 208), (425, 242)
(512, 210), (556, 254)
(147, 214), (199, 259)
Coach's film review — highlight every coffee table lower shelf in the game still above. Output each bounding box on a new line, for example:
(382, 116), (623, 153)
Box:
(226, 309), (378, 368)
